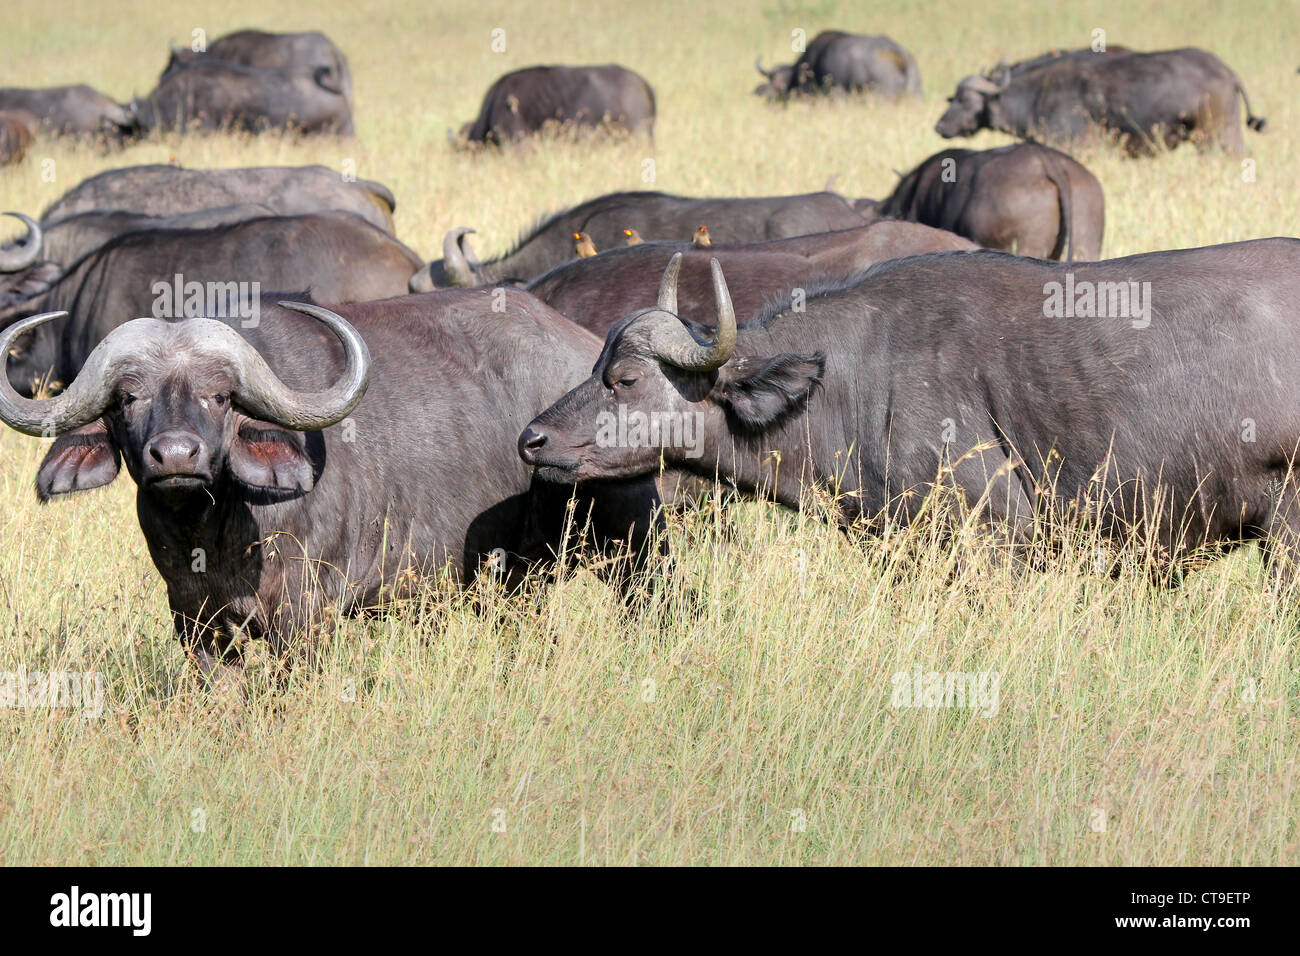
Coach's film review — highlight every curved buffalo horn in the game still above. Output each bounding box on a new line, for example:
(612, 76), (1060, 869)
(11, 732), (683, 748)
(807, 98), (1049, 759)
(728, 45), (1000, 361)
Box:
(0, 311), (118, 436)
(957, 74), (1003, 95)
(657, 251), (682, 314)
(0, 304), (370, 437)
(648, 257), (736, 372)
(237, 301), (371, 429)
(461, 232), (482, 271)
(0, 213), (43, 273)
(755, 56), (773, 79)
(442, 226), (480, 287)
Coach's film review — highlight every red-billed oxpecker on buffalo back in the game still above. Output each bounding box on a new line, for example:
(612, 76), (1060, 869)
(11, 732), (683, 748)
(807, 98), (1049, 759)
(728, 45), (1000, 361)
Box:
(573, 232), (597, 257)
(420, 189), (869, 289)
(0, 294), (664, 692)
(853, 143), (1105, 260)
(935, 46), (1264, 156)
(521, 240), (1300, 584)
(525, 219), (977, 335)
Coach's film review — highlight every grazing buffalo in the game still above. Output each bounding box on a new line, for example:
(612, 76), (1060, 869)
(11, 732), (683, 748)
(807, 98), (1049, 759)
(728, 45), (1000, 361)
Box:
(132, 60), (354, 136)
(417, 190), (868, 289)
(459, 65), (655, 144)
(527, 220), (976, 333)
(936, 47), (1265, 155)
(37, 164), (396, 233)
(854, 144), (1105, 260)
(0, 109), (39, 165)
(754, 31), (922, 99)
(521, 240), (1300, 581)
(162, 29), (353, 109)
(0, 212), (423, 392)
(0, 293), (661, 690)
(0, 85), (136, 139)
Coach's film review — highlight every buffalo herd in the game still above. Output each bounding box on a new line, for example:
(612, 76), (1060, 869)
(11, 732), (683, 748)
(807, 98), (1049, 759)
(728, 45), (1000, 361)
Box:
(0, 27), (1288, 690)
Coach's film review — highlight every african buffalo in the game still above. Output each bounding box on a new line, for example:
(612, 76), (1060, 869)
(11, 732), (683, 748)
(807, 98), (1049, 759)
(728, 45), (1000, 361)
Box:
(0, 85), (136, 138)
(0, 109), (38, 165)
(132, 60), (354, 136)
(754, 31), (922, 99)
(0, 293), (661, 690)
(0, 212), (423, 393)
(936, 47), (1264, 155)
(521, 240), (1300, 582)
(15, 205), (279, 269)
(162, 29), (353, 109)
(37, 163), (396, 233)
(417, 190), (868, 289)
(526, 220), (976, 333)
(854, 144), (1104, 260)
(459, 65), (655, 144)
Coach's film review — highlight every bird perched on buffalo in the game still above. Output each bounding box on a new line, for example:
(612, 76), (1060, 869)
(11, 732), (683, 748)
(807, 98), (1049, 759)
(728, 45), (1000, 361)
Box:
(693, 225), (711, 247)
(623, 228), (643, 245)
(573, 232), (597, 257)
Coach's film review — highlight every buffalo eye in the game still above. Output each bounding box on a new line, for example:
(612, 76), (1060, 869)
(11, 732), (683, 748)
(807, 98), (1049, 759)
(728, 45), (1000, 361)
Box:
(212, 393), (228, 407)
(615, 376), (638, 390)
(119, 392), (138, 408)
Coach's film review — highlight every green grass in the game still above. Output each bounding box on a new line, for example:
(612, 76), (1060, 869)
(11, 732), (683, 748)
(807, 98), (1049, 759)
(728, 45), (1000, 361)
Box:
(0, 0), (1297, 865)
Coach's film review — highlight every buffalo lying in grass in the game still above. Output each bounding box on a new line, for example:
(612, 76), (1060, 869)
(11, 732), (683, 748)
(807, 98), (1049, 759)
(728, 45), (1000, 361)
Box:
(755, 31), (922, 99)
(132, 60), (354, 136)
(162, 29), (353, 110)
(458, 64), (655, 145)
(0, 84), (136, 139)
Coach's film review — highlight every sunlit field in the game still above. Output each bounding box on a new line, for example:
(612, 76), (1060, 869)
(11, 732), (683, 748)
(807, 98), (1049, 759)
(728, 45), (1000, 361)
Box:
(0, 0), (1297, 865)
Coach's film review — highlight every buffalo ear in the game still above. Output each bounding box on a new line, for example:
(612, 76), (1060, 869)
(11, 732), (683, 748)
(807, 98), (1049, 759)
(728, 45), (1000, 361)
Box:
(984, 94), (1008, 128)
(227, 422), (314, 494)
(36, 420), (121, 501)
(712, 352), (825, 431)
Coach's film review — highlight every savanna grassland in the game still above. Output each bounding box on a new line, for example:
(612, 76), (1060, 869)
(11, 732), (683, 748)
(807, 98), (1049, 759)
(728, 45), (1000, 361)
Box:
(0, 0), (1298, 865)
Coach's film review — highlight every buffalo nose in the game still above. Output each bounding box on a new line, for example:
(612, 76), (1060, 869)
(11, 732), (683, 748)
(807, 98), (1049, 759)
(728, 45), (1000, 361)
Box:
(518, 426), (548, 465)
(146, 431), (204, 474)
